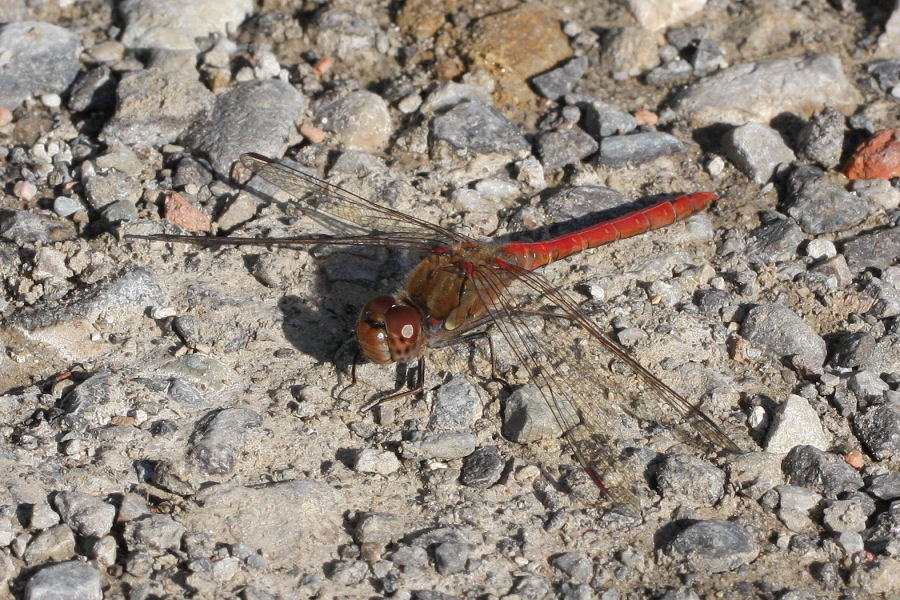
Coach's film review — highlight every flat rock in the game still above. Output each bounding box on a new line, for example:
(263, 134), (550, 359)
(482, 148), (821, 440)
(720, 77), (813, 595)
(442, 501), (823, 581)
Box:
(784, 165), (868, 234)
(0, 22), (80, 109)
(183, 79), (307, 173)
(722, 121), (795, 184)
(596, 131), (684, 168)
(741, 303), (826, 373)
(671, 54), (861, 127)
(431, 100), (530, 158)
(765, 394), (830, 454)
(120, 0), (254, 50)
(663, 519), (759, 573)
(24, 561), (101, 600)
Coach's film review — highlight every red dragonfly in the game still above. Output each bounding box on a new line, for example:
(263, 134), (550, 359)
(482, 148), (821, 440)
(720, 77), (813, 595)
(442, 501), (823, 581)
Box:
(129, 152), (740, 513)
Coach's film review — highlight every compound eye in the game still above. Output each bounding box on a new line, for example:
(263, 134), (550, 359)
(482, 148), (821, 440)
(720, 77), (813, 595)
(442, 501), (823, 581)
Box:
(384, 305), (421, 343)
(356, 295), (398, 365)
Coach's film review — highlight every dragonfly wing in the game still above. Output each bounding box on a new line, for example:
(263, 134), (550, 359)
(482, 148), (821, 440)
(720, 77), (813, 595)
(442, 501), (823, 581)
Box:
(240, 153), (472, 248)
(468, 263), (645, 515)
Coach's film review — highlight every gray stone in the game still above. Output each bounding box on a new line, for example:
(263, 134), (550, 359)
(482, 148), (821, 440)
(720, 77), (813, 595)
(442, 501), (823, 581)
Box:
(431, 100), (530, 157)
(784, 165), (868, 235)
(0, 210), (75, 245)
(671, 54), (861, 127)
(575, 97), (638, 138)
(551, 552), (592, 584)
(434, 542), (468, 575)
(23, 525), (75, 563)
(655, 454), (726, 507)
(745, 213), (804, 265)
(24, 561), (101, 600)
(183, 79), (308, 174)
(120, 0), (254, 51)
(664, 520), (759, 573)
(400, 432), (476, 461)
(102, 68), (216, 147)
(52, 492), (116, 538)
(354, 448), (401, 475)
(531, 57), (589, 100)
(0, 22), (80, 109)
(868, 473), (900, 500)
(596, 132), (684, 168)
(68, 65), (117, 113)
(122, 514), (186, 554)
(503, 385), (576, 443)
(316, 90), (392, 153)
(741, 303), (827, 373)
(460, 446), (505, 489)
(764, 395), (830, 453)
(796, 107), (845, 168)
(843, 227), (900, 274)
(822, 498), (868, 533)
(722, 121), (795, 184)
(853, 401), (900, 460)
(429, 374), (482, 431)
(536, 128), (599, 171)
(190, 408), (262, 474)
(782, 445), (863, 498)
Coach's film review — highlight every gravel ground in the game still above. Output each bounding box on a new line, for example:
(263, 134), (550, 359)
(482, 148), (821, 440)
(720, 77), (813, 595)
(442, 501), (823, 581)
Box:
(1, 1), (899, 599)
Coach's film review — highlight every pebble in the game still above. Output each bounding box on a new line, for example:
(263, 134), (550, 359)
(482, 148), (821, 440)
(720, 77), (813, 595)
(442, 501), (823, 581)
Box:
(671, 54), (860, 127)
(316, 90), (392, 153)
(822, 498), (868, 533)
(433, 542), (468, 575)
(190, 407), (262, 474)
(68, 65), (117, 112)
(428, 374), (482, 431)
(853, 401), (900, 459)
(120, 0), (254, 50)
(312, 9), (378, 60)
(852, 178), (900, 212)
(24, 561), (102, 600)
(28, 502), (60, 530)
(123, 514), (186, 554)
(531, 56), (589, 100)
(663, 520), (759, 573)
(535, 128), (599, 171)
(721, 121), (795, 184)
(848, 370), (890, 405)
(400, 431), (476, 460)
(782, 445), (863, 498)
(502, 385), (575, 443)
(868, 473), (900, 500)
(575, 96), (638, 138)
(843, 128), (900, 180)
(23, 524), (75, 563)
(842, 227), (900, 273)
(551, 552), (592, 584)
(459, 446), (505, 489)
(741, 303), (827, 373)
(102, 68), (216, 147)
(326, 559), (369, 585)
(744, 213), (804, 265)
(804, 238), (836, 261)
(163, 191), (211, 232)
(354, 448), (401, 475)
(784, 165), (868, 235)
(596, 132), (684, 168)
(655, 454), (726, 507)
(764, 394), (830, 454)
(431, 100), (530, 158)
(601, 26), (660, 78)
(796, 107), (845, 168)
(420, 82), (492, 114)
(0, 22), (81, 109)
(183, 79), (307, 173)
(52, 491), (116, 538)
(12, 179), (37, 202)
(53, 196), (86, 218)
(0, 105), (12, 126)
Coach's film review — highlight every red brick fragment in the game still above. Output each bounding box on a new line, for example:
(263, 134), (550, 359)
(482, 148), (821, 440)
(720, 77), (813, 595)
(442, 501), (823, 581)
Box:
(164, 191), (211, 232)
(843, 128), (900, 180)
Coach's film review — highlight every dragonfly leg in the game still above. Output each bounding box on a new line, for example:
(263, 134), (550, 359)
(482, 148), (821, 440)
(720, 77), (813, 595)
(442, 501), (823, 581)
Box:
(358, 356), (426, 412)
(333, 349), (361, 401)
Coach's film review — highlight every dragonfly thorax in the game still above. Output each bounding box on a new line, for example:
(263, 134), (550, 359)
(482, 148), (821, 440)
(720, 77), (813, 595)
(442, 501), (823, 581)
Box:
(356, 295), (426, 365)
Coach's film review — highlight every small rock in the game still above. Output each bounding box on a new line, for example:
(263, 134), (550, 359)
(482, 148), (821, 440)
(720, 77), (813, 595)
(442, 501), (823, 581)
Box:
(536, 128), (599, 171)
(0, 22), (81, 109)
(576, 97), (638, 138)
(317, 90), (392, 153)
(122, 514), (186, 554)
(868, 473), (900, 500)
(830, 332), (877, 369)
(664, 520), (759, 573)
(354, 448), (401, 475)
(822, 498), (868, 533)
(842, 227), (900, 273)
(765, 395), (830, 453)
(551, 552), (592, 584)
(190, 407), (262, 474)
(796, 108), (845, 168)
(741, 303), (827, 373)
(325, 559), (368, 585)
(805, 238), (837, 261)
(433, 542), (468, 575)
(429, 374), (482, 431)
(853, 401), (900, 459)
(163, 191), (211, 232)
(722, 121), (795, 184)
(782, 445), (863, 498)
(784, 165), (868, 234)
(24, 561), (101, 600)
(400, 432), (476, 460)
(531, 56), (589, 100)
(503, 385), (576, 443)
(52, 491), (116, 538)
(460, 446), (505, 489)
(655, 454), (726, 507)
(596, 132), (684, 168)
(600, 26), (660, 78)
(431, 100), (530, 157)
(745, 213), (804, 265)
(28, 503), (60, 530)
(23, 525), (75, 563)
(843, 128), (900, 180)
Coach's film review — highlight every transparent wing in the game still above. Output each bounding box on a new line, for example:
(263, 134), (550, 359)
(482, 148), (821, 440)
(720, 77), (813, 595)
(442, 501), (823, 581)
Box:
(468, 259), (740, 514)
(240, 153), (473, 249)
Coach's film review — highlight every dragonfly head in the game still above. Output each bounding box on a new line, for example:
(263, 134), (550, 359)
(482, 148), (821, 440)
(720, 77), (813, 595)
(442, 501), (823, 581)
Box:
(356, 295), (425, 365)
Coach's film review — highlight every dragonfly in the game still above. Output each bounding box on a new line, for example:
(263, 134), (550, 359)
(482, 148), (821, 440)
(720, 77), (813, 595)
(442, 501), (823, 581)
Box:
(128, 152), (741, 514)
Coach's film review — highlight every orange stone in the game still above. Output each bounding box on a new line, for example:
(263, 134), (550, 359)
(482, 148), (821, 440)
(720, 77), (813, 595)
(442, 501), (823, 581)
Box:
(164, 191), (212, 232)
(844, 450), (864, 469)
(843, 128), (900, 180)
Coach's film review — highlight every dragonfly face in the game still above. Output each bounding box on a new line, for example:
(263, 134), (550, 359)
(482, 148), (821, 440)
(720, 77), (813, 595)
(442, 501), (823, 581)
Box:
(356, 295), (425, 364)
